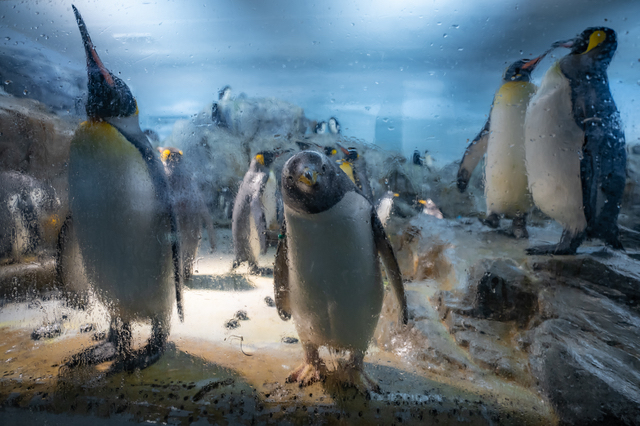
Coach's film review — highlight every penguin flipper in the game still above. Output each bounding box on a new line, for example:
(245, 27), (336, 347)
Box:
(371, 210), (408, 325)
(457, 115), (490, 192)
(273, 220), (291, 321)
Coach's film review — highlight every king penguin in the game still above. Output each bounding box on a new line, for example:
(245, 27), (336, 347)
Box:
(274, 150), (408, 391)
(64, 6), (183, 371)
(524, 27), (626, 255)
(232, 149), (286, 275)
(457, 57), (545, 238)
(159, 147), (216, 278)
(336, 143), (374, 202)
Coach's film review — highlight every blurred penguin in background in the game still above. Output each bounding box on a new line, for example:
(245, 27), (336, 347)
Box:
(524, 27), (626, 255)
(457, 56), (545, 238)
(0, 171), (60, 263)
(232, 149), (287, 275)
(159, 147), (216, 278)
(336, 143), (374, 202)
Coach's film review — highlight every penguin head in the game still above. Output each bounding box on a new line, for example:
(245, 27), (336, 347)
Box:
(502, 57), (544, 82)
(328, 117), (340, 134)
(218, 85), (232, 101)
(315, 121), (328, 134)
(337, 143), (358, 162)
(281, 151), (354, 214)
(158, 147), (183, 165)
(559, 27), (617, 66)
(324, 146), (338, 157)
(255, 149), (290, 168)
(73, 5), (137, 120)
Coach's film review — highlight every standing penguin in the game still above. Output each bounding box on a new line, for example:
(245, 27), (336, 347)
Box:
(457, 57), (545, 238)
(232, 150), (285, 275)
(64, 6), (183, 371)
(328, 117), (340, 135)
(524, 27), (626, 255)
(336, 143), (374, 202)
(159, 147), (216, 278)
(274, 150), (408, 391)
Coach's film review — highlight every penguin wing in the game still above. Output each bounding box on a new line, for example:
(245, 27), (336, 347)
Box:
(371, 209), (408, 325)
(251, 194), (268, 255)
(457, 114), (490, 192)
(114, 124), (185, 322)
(273, 219), (291, 320)
(353, 160), (374, 202)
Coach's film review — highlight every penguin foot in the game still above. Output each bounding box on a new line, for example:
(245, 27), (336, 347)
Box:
(480, 213), (500, 229)
(334, 360), (381, 395)
(286, 361), (327, 387)
(511, 216), (529, 239)
(249, 264), (273, 277)
(108, 342), (166, 373)
(63, 341), (118, 368)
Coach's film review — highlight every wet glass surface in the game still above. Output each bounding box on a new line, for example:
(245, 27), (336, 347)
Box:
(1, 1), (640, 425)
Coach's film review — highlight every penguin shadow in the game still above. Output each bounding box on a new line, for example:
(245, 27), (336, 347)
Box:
(185, 273), (256, 291)
(55, 343), (253, 421)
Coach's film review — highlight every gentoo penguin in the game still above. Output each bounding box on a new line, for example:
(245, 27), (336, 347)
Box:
(376, 191), (399, 228)
(328, 116), (340, 134)
(274, 150), (408, 391)
(314, 121), (328, 134)
(457, 57), (544, 238)
(159, 147), (216, 278)
(336, 143), (374, 202)
(232, 149), (285, 275)
(64, 6), (182, 371)
(418, 198), (444, 219)
(524, 27), (626, 255)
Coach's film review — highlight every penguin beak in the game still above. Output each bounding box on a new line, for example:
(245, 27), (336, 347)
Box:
(72, 5), (115, 88)
(298, 168), (318, 186)
(521, 55), (544, 71)
(336, 143), (350, 157)
(552, 39), (575, 49)
(418, 199), (427, 205)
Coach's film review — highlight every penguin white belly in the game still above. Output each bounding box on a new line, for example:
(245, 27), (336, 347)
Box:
(285, 191), (383, 352)
(524, 63), (587, 234)
(485, 82), (536, 216)
(69, 122), (174, 322)
(262, 170), (278, 231)
(376, 195), (394, 227)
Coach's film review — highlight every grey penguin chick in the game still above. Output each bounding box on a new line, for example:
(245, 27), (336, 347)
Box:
(457, 57), (544, 238)
(524, 27), (626, 255)
(232, 150), (284, 275)
(63, 5), (183, 372)
(159, 147), (216, 278)
(274, 150), (408, 392)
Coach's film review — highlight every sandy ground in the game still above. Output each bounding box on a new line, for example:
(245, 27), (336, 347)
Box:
(0, 228), (558, 425)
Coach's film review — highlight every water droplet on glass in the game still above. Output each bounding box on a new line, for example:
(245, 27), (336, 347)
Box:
(443, 33), (448, 38)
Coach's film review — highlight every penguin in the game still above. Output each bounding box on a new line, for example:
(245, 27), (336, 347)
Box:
(0, 171), (60, 263)
(457, 57), (545, 238)
(314, 121), (327, 134)
(412, 149), (423, 166)
(295, 140), (337, 158)
(159, 147), (216, 278)
(336, 143), (374, 202)
(524, 27), (626, 255)
(63, 6), (183, 371)
(231, 149), (286, 275)
(274, 150), (408, 391)
(418, 198), (444, 219)
(328, 117), (340, 134)
(376, 191), (399, 228)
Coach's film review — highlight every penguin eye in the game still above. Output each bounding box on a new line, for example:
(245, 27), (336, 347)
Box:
(321, 164), (327, 173)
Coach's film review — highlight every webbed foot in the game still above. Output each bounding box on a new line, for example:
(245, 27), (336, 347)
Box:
(64, 340), (118, 368)
(286, 361), (327, 387)
(334, 351), (380, 394)
(526, 244), (577, 256)
(480, 213), (500, 229)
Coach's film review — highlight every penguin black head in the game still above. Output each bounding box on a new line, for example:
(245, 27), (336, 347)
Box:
(219, 85), (232, 101)
(559, 27), (617, 67)
(337, 144), (358, 162)
(255, 149), (290, 168)
(314, 121), (327, 134)
(502, 57), (544, 83)
(328, 117), (340, 134)
(281, 151), (355, 214)
(324, 146), (338, 157)
(73, 5), (137, 120)
(158, 147), (183, 165)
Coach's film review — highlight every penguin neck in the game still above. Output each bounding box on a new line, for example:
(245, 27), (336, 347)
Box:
(105, 114), (143, 139)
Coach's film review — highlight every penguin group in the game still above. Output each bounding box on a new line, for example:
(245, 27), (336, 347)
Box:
(458, 26), (625, 255)
(0, 2), (630, 401)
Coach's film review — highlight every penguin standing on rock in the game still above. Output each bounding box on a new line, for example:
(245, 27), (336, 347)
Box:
(274, 150), (408, 392)
(63, 6), (183, 371)
(232, 149), (286, 275)
(457, 57), (545, 238)
(524, 27), (626, 255)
